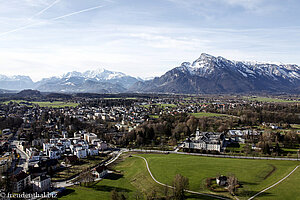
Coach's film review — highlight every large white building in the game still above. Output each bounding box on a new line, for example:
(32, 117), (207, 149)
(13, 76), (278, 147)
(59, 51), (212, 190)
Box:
(183, 130), (225, 152)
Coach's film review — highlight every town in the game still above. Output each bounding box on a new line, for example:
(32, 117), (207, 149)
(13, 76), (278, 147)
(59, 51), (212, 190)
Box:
(0, 91), (299, 199)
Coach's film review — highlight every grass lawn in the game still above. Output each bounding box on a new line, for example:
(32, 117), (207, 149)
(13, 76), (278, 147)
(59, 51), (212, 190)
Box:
(245, 97), (300, 103)
(60, 155), (163, 200)
(60, 155), (218, 200)
(259, 166), (300, 200)
(53, 156), (106, 181)
(3, 100), (78, 108)
(190, 112), (230, 118)
(149, 115), (159, 119)
(140, 154), (299, 199)
(291, 124), (300, 129)
(225, 144), (246, 153)
(155, 103), (177, 108)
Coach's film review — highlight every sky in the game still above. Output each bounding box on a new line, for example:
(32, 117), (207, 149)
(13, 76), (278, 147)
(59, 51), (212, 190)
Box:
(0, 0), (300, 81)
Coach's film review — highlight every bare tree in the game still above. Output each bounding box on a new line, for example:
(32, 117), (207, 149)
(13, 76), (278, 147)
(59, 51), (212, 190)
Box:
(227, 174), (238, 195)
(110, 190), (127, 200)
(134, 190), (143, 200)
(111, 189), (120, 200)
(73, 169), (95, 186)
(172, 174), (189, 200)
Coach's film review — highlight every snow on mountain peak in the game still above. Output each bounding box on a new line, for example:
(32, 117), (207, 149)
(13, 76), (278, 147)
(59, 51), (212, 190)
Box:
(60, 68), (128, 81)
(175, 53), (300, 81)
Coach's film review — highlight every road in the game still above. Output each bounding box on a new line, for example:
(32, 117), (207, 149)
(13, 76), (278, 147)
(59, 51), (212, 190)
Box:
(12, 140), (29, 174)
(128, 148), (300, 161)
(53, 149), (124, 188)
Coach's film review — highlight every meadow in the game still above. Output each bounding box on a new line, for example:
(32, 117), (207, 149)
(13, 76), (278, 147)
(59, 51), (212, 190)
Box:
(190, 112), (230, 118)
(60, 153), (300, 200)
(245, 97), (300, 103)
(2, 100), (79, 108)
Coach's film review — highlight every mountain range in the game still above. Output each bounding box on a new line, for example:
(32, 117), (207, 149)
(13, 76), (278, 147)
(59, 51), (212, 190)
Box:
(1, 53), (300, 94)
(130, 53), (300, 94)
(0, 69), (141, 93)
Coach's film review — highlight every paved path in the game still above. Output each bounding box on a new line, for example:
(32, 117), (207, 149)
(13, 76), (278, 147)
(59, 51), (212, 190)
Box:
(132, 155), (231, 200)
(54, 150), (124, 188)
(248, 165), (300, 200)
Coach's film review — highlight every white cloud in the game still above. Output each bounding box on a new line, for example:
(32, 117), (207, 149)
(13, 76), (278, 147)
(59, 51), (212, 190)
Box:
(221, 0), (263, 9)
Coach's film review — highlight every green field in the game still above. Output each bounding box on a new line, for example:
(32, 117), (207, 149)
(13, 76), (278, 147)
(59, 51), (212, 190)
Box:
(2, 100), (78, 108)
(245, 97), (300, 103)
(53, 156), (107, 181)
(190, 112), (230, 118)
(153, 103), (177, 108)
(141, 154), (299, 199)
(60, 154), (299, 200)
(149, 115), (159, 119)
(259, 166), (300, 200)
(291, 124), (300, 129)
(60, 155), (218, 200)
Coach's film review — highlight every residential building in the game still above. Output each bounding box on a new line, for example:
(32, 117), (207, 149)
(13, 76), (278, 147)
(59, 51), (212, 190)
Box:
(32, 175), (51, 192)
(13, 171), (31, 193)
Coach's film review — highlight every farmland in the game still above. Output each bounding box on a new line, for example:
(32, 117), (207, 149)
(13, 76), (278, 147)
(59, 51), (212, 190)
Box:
(2, 100), (79, 108)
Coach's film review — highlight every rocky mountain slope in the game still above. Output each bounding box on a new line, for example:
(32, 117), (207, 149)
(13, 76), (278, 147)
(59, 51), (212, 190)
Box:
(129, 53), (300, 94)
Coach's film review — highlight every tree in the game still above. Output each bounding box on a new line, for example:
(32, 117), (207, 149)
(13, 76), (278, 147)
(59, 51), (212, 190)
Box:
(111, 189), (120, 200)
(227, 174), (238, 195)
(74, 170), (95, 186)
(134, 190), (143, 200)
(111, 190), (126, 200)
(172, 174), (189, 200)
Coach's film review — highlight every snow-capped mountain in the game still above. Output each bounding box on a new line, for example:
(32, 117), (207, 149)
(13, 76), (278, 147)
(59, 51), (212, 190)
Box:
(61, 68), (127, 81)
(35, 68), (140, 93)
(0, 68), (140, 93)
(1, 56), (300, 94)
(0, 75), (34, 90)
(130, 53), (300, 94)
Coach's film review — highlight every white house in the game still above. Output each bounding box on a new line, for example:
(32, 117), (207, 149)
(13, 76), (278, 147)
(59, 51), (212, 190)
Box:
(32, 175), (51, 192)
(216, 175), (228, 186)
(84, 133), (98, 144)
(88, 148), (99, 156)
(48, 147), (61, 159)
(92, 165), (108, 178)
(97, 141), (108, 150)
(74, 149), (87, 159)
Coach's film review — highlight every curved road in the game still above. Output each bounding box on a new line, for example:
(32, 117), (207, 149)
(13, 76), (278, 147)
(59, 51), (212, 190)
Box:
(132, 155), (231, 200)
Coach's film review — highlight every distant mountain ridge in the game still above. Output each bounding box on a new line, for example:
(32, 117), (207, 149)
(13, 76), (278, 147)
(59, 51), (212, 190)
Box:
(0, 68), (141, 93)
(1, 54), (300, 94)
(129, 53), (300, 94)
(35, 68), (140, 93)
(0, 75), (34, 90)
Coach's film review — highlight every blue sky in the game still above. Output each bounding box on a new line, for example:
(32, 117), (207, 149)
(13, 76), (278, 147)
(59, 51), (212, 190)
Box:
(0, 0), (299, 81)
